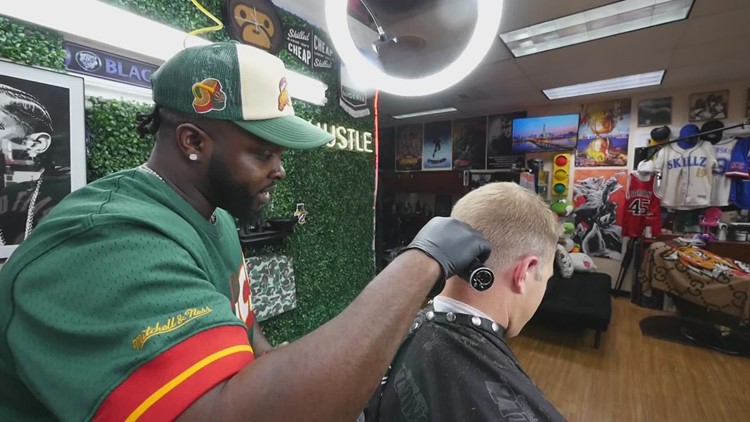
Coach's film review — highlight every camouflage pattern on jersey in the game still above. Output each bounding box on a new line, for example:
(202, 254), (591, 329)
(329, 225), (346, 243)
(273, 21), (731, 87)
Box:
(246, 255), (297, 322)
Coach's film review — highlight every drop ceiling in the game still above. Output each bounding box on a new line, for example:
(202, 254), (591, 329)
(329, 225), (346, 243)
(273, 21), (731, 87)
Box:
(274, 0), (750, 123)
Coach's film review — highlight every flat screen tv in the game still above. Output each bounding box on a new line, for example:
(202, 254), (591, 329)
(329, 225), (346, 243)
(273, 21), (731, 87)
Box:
(511, 114), (579, 153)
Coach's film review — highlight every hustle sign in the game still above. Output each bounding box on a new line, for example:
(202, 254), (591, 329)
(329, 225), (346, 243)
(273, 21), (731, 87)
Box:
(312, 122), (374, 153)
(63, 42), (158, 88)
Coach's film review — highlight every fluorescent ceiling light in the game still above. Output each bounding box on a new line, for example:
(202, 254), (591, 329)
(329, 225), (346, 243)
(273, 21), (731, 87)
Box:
(1, 0), (328, 106)
(325, 0), (504, 97)
(543, 70), (665, 100)
(392, 108), (458, 120)
(500, 0), (694, 57)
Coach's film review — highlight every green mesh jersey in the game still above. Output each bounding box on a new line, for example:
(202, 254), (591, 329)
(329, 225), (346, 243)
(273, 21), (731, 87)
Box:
(0, 168), (257, 421)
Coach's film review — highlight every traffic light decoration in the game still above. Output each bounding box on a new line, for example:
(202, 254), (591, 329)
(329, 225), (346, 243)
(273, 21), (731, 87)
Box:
(552, 154), (571, 197)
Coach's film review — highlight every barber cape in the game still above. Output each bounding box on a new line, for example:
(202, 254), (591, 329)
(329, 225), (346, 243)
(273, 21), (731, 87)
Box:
(364, 306), (565, 421)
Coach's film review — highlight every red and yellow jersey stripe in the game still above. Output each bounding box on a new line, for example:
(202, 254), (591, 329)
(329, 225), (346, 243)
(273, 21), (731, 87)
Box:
(93, 325), (254, 421)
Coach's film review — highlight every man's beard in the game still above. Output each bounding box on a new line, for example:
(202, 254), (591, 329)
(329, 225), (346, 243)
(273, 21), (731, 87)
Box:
(208, 155), (263, 222)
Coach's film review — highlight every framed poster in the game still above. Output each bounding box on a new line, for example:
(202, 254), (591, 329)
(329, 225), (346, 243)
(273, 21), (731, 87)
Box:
(422, 120), (452, 171)
(395, 124), (423, 171)
(572, 169), (627, 260)
(0, 60), (86, 258)
(452, 116), (487, 171)
(689, 90), (729, 122)
(577, 99), (630, 167)
(637, 97), (672, 127)
(487, 111), (526, 169)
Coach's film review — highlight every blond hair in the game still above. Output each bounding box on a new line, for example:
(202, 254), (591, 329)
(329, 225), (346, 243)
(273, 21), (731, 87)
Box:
(451, 182), (561, 271)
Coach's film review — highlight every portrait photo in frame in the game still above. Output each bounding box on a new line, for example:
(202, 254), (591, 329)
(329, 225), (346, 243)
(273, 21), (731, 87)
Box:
(0, 59), (86, 258)
(688, 90), (729, 122)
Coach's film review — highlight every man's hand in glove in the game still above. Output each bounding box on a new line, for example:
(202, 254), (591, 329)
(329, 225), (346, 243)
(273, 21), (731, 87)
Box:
(401, 217), (491, 295)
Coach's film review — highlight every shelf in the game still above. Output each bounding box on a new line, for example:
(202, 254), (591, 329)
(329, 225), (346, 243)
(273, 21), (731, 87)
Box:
(239, 230), (292, 248)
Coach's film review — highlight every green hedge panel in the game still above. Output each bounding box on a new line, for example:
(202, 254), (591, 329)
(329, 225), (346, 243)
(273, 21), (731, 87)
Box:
(0, 17), (66, 70)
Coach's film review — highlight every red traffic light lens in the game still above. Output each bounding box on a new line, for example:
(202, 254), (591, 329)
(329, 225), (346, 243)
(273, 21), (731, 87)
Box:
(555, 155), (568, 166)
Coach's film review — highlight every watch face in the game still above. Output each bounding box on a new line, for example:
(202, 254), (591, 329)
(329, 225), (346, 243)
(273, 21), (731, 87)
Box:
(223, 0), (284, 54)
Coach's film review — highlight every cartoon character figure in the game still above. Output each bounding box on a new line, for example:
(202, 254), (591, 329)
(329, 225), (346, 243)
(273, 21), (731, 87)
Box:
(572, 174), (624, 259)
(586, 137), (609, 163)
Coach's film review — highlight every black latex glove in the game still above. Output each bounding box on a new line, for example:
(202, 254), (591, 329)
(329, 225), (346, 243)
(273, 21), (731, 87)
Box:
(401, 217), (492, 297)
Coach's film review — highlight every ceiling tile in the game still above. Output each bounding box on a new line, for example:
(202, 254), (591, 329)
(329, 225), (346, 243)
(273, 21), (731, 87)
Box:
(679, 6), (750, 46)
(689, 0), (750, 17)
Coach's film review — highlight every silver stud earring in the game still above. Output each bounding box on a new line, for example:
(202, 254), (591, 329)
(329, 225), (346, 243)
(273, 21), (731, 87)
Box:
(189, 153), (198, 161)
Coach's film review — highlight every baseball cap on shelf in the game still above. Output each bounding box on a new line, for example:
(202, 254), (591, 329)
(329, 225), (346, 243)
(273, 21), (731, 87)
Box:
(700, 120), (725, 143)
(678, 124), (700, 140)
(150, 42), (333, 150)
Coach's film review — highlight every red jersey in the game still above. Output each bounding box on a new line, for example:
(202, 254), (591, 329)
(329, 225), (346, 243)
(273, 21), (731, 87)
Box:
(622, 172), (662, 238)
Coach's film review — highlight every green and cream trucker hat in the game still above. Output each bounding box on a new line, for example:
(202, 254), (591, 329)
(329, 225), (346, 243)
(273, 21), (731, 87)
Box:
(150, 41), (333, 149)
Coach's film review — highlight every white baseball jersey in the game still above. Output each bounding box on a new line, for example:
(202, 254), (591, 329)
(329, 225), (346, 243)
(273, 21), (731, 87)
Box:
(654, 141), (717, 209)
(711, 138), (738, 206)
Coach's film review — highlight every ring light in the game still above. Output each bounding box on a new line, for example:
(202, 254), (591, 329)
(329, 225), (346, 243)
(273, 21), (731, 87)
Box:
(324, 0), (504, 97)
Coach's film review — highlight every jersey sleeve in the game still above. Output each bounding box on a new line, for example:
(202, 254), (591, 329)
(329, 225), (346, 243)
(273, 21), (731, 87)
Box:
(726, 138), (750, 178)
(6, 223), (253, 422)
(652, 147), (667, 200)
(653, 146), (666, 173)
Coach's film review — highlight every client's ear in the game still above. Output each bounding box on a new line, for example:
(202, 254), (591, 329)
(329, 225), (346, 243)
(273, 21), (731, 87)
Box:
(511, 256), (540, 294)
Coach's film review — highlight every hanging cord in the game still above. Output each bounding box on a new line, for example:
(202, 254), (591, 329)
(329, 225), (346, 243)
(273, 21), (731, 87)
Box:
(184, 0), (225, 47)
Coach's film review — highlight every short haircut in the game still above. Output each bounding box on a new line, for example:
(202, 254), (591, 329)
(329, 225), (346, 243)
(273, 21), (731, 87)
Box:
(0, 84), (53, 134)
(451, 182), (561, 271)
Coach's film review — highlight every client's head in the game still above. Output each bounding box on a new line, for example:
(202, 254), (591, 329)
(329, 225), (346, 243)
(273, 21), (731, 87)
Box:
(443, 182), (561, 337)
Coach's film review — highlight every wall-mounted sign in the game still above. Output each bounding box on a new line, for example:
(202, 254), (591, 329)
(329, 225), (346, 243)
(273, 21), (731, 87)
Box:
(223, 0), (284, 54)
(63, 42), (158, 88)
(285, 25), (336, 72)
(340, 62), (370, 118)
(312, 29), (335, 71)
(285, 26), (313, 67)
(312, 122), (373, 153)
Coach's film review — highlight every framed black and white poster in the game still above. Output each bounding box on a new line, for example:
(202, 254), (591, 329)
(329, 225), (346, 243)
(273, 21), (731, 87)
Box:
(689, 90), (729, 122)
(0, 60), (86, 258)
(637, 97), (672, 127)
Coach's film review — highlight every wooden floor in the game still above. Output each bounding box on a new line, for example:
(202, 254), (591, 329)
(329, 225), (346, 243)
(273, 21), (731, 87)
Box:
(507, 298), (750, 422)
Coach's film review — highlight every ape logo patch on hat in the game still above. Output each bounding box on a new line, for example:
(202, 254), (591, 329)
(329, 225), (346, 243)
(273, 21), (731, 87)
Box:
(192, 78), (227, 114)
(277, 77), (290, 111)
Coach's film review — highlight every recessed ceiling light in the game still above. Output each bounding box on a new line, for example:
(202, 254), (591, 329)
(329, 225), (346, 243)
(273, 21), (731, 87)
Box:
(543, 71), (665, 100)
(500, 0), (694, 57)
(392, 108), (459, 120)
